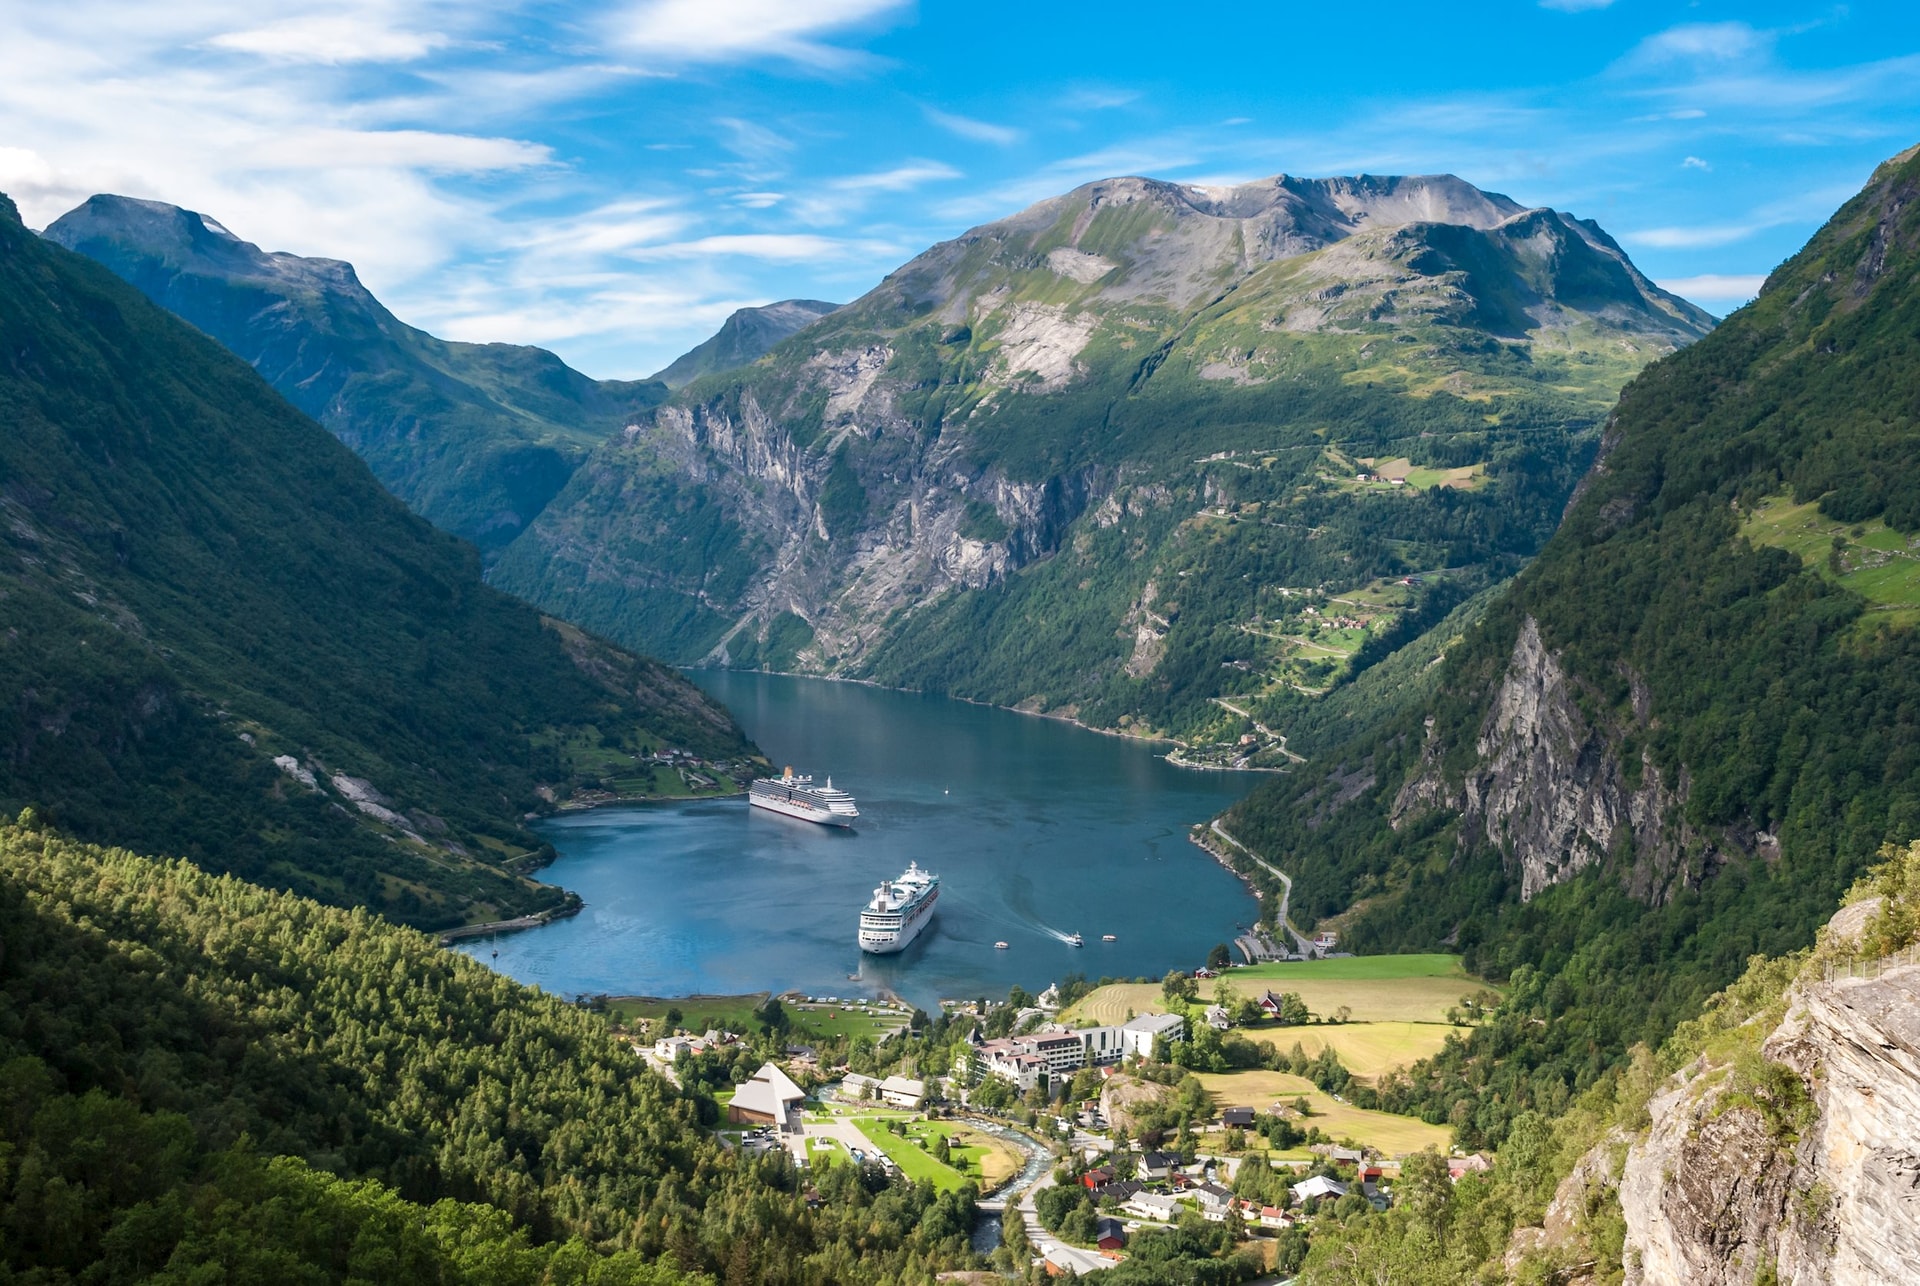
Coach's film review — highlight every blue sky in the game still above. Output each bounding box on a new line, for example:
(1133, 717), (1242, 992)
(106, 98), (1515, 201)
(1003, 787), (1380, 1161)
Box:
(4, 1), (1920, 378)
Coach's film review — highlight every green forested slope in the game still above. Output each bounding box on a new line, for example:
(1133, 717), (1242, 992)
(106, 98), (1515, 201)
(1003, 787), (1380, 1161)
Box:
(498, 174), (1708, 759)
(43, 195), (665, 553)
(0, 819), (977, 1283)
(0, 192), (755, 929)
(1222, 143), (1920, 1146)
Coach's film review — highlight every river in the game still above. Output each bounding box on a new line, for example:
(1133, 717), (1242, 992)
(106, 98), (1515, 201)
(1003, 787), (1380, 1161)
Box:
(461, 672), (1261, 1011)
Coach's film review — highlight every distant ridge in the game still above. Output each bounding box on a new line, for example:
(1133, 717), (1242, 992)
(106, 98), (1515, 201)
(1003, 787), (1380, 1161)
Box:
(651, 298), (841, 388)
(43, 195), (664, 553)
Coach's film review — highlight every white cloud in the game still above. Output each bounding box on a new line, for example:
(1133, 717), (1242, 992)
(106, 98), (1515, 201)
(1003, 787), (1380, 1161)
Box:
(258, 129), (551, 173)
(1682, 155), (1710, 170)
(925, 107), (1022, 146)
(1627, 22), (1771, 67)
(829, 161), (961, 193)
(208, 14), (450, 64)
(623, 233), (905, 262)
(614, 0), (907, 68)
(1658, 273), (1767, 308)
(1059, 86), (1139, 111)
(1627, 223), (1758, 249)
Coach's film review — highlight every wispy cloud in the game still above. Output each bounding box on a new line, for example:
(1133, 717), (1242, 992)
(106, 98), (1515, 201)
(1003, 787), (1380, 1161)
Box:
(613, 0), (907, 69)
(925, 107), (1023, 146)
(207, 13), (452, 64)
(829, 161), (961, 193)
(624, 233), (906, 262)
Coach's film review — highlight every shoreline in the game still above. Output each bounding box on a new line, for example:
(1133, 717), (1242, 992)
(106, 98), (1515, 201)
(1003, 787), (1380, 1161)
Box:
(1189, 824), (1265, 902)
(439, 898), (584, 946)
(689, 666), (1294, 774)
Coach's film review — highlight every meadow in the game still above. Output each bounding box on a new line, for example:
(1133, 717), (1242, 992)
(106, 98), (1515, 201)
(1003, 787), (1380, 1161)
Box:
(1740, 494), (1920, 627)
(1194, 1070), (1452, 1157)
(1061, 953), (1486, 1029)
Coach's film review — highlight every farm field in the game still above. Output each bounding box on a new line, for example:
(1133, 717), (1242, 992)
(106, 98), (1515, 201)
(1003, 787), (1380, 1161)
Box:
(1061, 954), (1487, 1028)
(1194, 1070), (1451, 1157)
(1241, 1021), (1468, 1079)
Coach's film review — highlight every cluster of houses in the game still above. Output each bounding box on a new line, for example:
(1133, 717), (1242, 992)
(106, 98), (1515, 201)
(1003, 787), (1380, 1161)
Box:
(651, 1029), (740, 1061)
(970, 1013), (1187, 1091)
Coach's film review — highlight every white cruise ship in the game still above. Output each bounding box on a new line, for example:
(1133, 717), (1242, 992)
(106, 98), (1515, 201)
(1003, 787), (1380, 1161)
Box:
(749, 767), (858, 826)
(858, 862), (939, 954)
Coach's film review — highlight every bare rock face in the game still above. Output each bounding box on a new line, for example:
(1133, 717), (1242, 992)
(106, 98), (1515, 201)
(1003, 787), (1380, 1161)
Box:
(1393, 616), (1725, 903)
(1619, 961), (1920, 1285)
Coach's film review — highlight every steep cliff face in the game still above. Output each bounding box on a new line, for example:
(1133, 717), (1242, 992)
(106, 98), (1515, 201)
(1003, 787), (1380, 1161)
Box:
(1393, 615), (1740, 903)
(497, 171), (1704, 746)
(1617, 933), (1920, 1284)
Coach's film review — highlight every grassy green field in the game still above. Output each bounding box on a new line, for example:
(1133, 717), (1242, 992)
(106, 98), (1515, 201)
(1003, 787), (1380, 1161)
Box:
(849, 1116), (1021, 1192)
(1194, 1070), (1450, 1157)
(609, 993), (909, 1042)
(1061, 954), (1487, 1029)
(1740, 495), (1920, 626)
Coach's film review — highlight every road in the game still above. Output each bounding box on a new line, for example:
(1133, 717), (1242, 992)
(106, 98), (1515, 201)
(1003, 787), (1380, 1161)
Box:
(1211, 820), (1319, 959)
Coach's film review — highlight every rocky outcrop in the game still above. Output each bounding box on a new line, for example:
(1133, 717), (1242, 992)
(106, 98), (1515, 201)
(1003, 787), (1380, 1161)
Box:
(1393, 616), (1741, 903)
(1617, 958), (1920, 1285)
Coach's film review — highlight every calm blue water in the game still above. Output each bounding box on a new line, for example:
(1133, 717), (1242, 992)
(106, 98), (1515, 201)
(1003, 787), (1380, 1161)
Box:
(461, 673), (1261, 1011)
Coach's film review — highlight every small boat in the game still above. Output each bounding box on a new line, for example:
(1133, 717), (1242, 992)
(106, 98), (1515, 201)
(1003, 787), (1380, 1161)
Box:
(1066, 933), (1084, 947)
(1101, 934), (1116, 942)
(994, 941), (1010, 950)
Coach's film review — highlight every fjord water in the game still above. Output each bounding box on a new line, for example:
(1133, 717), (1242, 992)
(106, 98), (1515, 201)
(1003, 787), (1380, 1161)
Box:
(464, 673), (1260, 1010)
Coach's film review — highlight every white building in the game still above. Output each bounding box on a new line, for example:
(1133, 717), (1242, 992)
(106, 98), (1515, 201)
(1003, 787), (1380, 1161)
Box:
(1124, 1191), (1181, 1221)
(879, 1075), (925, 1109)
(839, 1072), (882, 1102)
(1121, 1012), (1187, 1058)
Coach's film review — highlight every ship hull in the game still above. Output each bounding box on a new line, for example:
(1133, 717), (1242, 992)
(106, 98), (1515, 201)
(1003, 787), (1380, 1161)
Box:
(749, 792), (855, 827)
(859, 889), (938, 954)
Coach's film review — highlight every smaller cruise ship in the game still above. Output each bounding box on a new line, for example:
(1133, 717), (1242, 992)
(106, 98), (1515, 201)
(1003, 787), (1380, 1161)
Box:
(858, 862), (939, 954)
(749, 767), (858, 826)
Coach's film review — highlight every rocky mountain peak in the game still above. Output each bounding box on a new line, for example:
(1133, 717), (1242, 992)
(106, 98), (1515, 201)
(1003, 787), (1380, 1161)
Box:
(46, 194), (367, 297)
(650, 298), (840, 388)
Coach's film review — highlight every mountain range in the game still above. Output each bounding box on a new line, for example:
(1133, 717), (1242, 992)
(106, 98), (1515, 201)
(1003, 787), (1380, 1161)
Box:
(0, 191), (756, 930)
(42, 195), (669, 554)
(489, 172), (1710, 761)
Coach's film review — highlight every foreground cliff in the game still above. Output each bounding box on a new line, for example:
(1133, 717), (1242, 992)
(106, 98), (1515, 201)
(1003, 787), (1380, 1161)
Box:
(495, 171), (1707, 752)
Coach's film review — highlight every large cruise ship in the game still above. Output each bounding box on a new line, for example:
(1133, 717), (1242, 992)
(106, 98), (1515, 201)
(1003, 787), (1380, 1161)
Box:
(858, 862), (939, 954)
(748, 767), (859, 826)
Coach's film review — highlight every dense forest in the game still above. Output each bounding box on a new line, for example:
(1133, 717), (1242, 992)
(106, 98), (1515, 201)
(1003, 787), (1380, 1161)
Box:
(0, 192), (756, 930)
(1222, 142), (1920, 1148)
(0, 816), (979, 1284)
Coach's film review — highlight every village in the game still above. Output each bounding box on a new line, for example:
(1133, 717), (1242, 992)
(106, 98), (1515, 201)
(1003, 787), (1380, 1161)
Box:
(628, 959), (1494, 1278)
